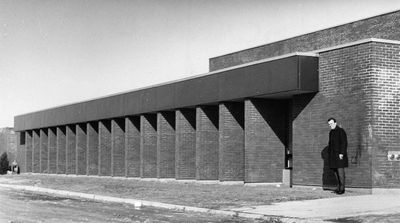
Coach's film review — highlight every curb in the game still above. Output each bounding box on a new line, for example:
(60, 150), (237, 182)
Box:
(0, 183), (316, 222)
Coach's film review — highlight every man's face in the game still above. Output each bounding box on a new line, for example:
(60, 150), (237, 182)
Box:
(328, 120), (337, 130)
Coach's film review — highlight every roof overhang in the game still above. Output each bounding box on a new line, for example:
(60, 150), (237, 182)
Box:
(14, 53), (319, 131)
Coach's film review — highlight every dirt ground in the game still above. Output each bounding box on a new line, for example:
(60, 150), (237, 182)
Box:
(0, 173), (370, 210)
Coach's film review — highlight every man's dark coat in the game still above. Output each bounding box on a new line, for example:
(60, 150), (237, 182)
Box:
(328, 126), (348, 168)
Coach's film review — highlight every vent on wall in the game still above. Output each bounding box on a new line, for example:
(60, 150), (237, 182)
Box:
(387, 151), (400, 161)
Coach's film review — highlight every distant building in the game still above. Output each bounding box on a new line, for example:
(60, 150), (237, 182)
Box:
(0, 127), (17, 163)
(14, 10), (400, 189)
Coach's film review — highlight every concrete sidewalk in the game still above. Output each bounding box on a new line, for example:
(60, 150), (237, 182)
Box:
(232, 193), (400, 221)
(0, 183), (399, 223)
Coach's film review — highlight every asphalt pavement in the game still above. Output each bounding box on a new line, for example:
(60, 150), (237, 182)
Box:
(0, 186), (257, 223)
(1, 181), (400, 222)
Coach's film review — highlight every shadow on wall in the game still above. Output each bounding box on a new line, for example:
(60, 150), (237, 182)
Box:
(224, 102), (244, 129)
(292, 93), (317, 120)
(293, 88), (374, 187)
(321, 146), (337, 190)
(253, 99), (289, 147)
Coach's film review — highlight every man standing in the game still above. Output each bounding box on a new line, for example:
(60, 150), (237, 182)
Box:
(327, 118), (348, 194)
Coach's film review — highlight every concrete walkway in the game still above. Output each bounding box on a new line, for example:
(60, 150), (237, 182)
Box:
(232, 193), (400, 221)
(1, 183), (400, 222)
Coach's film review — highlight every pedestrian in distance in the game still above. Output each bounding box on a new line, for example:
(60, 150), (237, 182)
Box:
(327, 118), (348, 194)
(11, 160), (20, 174)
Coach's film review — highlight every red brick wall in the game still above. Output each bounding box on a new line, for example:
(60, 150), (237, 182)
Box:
(370, 42), (400, 187)
(140, 114), (157, 178)
(210, 10), (400, 71)
(112, 118), (125, 177)
(87, 122), (99, 175)
(48, 128), (57, 174)
(76, 124), (87, 175)
(219, 102), (244, 181)
(245, 99), (287, 183)
(157, 112), (176, 178)
(66, 125), (76, 174)
(293, 43), (374, 187)
(56, 127), (66, 174)
(196, 106), (219, 180)
(175, 109), (196, 179)
(125, 116), (140, 177)
(99, 120), (111, 176)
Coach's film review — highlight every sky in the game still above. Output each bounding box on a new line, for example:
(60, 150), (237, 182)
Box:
(1, 0), (400, 128)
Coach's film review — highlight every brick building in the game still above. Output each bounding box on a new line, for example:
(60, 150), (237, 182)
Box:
(14, 11), (400, 188)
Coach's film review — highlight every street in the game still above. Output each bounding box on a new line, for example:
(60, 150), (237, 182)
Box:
(0, 187), (251, 223)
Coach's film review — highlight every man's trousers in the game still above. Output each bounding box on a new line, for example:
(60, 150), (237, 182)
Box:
(332, 168), (345, 192)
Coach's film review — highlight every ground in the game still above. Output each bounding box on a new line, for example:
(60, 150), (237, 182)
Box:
(0, 174), (377, 222)
(0, 174), (369, 210)
(0, 187), (273, 223)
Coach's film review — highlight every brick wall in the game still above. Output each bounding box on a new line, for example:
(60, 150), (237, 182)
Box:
(210, 10), (400, 71)
(112, 118), (125, 177)
(66, 125), (76, 174)
(157, 112), (176, 178)
(99, 120), (111, 176)
(48, 128), (57, 174)
(56, 127), (66, 174)
(40, 129), (48, 173)
(219, 102), (244, 181)
(245, 99), (286, 183)
(175, 109), (196, 179)
(125, 116), (140, 177)
(196, 106), (219, 180)
(293, 43), (374, 187)
(33, 129), (40, 173)
(25, 131), (33, 172)
(370, 42), (400, 187)
(76, 124), (87, 175)
(87, 122), (99, 175)
(140, 114), (157, 178)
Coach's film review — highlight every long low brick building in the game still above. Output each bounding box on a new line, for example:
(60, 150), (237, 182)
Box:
(15, 10), (400, 188)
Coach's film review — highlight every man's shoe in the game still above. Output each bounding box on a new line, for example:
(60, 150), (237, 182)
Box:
(335, 190), (345, 195)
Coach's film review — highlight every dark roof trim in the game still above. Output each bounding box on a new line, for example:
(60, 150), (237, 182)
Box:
(14, 53), (318, 131)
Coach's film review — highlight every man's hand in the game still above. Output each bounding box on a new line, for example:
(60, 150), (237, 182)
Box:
(339, 154), (343, 160)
